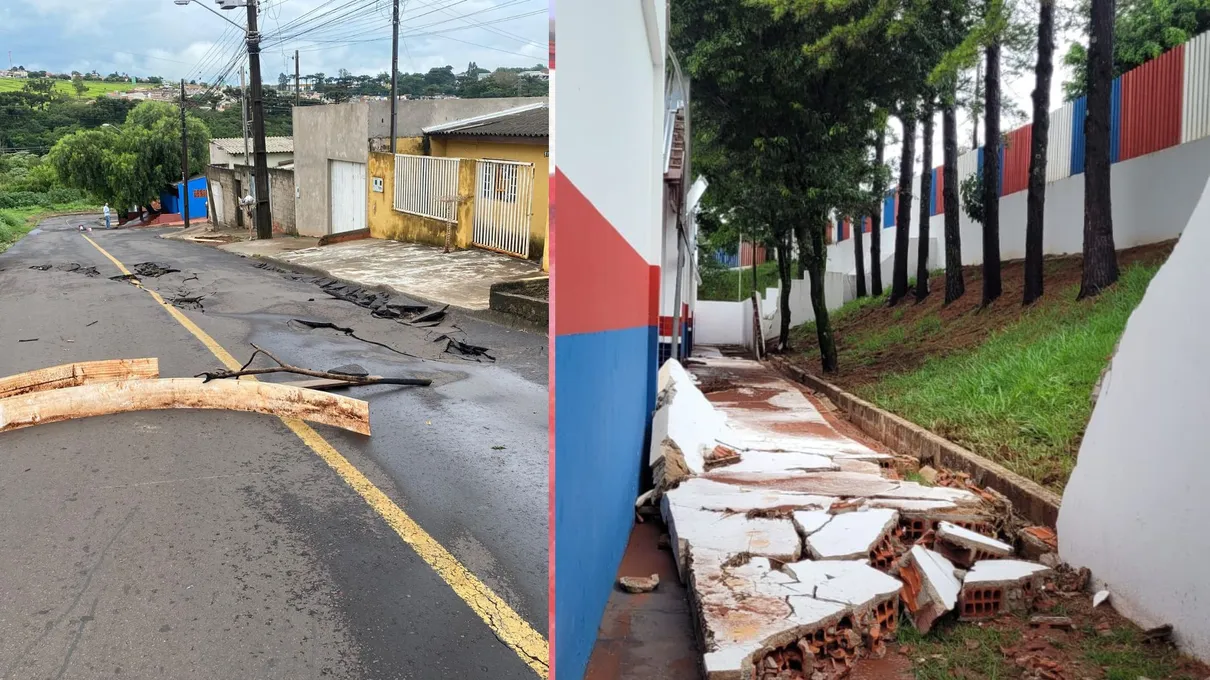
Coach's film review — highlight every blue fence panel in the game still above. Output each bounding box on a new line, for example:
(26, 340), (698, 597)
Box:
(1072, 95), (1087, 175)
(1110, 76), (1122, 163)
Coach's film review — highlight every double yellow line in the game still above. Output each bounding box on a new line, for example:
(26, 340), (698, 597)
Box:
(83, 235), (549, 677)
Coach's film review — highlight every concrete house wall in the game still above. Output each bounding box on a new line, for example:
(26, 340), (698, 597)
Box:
(204, 164), (297, 234)
(294, 98), (546, 238)
(293, 101), (372, 237)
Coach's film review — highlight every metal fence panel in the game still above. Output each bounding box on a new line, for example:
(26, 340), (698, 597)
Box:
(1183, 31), (1210, 143)
(393, 154), (461, 221)
(473, 159), (536, 258)
(1047, 100), (1075, 183)
(1121, 45), (1185, 161)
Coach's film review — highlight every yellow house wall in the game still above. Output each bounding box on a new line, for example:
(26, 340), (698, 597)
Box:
(429, 138), (549, 265)
(366, 151), (475, 248)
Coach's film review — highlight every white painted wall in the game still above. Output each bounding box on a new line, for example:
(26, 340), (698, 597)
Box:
(555, 0), (665, 265)
(1058, 174), (1210, 663)
(696, 300), (747, 345)
(831, 135), (1210, 274)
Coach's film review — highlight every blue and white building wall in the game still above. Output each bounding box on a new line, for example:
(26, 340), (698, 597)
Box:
(552, 1), (668, 678)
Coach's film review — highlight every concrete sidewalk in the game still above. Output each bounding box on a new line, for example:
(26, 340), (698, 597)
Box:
(228, 239), (544, 311)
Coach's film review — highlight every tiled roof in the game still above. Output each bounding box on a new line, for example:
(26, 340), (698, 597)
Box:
(424, 104), (548, 138)
(210, 136), (293, 154)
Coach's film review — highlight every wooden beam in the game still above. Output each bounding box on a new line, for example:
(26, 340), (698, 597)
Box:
(0, 358), (160, 400)
(0, 378), (370, 436)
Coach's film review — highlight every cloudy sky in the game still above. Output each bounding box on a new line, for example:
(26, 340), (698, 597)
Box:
(0, 0), (548, 84)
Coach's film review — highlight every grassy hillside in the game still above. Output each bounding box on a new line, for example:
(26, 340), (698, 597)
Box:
(0, 78), (143, 98)
(785, 243), (1173, 491)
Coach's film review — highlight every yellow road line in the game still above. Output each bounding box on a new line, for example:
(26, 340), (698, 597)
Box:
(82, 235), (549, 676)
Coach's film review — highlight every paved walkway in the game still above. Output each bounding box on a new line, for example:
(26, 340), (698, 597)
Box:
(248, 239), (544, 311)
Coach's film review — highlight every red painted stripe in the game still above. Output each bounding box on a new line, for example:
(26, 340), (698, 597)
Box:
(1002, 125), (1032, 195)
(554, 169), (658, 336)
(934, 166), (944, 215)
(1121, 45), (1184, 161)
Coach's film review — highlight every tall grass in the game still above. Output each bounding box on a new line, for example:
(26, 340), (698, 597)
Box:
(858, 263), (1160, 490)
(0, 202), (95, 253)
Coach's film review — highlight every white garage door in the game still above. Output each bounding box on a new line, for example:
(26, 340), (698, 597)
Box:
(329, 160), (367, 234)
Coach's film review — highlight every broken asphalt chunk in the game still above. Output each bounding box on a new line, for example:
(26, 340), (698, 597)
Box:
(327, 363), (369, 377)
(443, 338), (494, 362)
(132, 262), (180, 278)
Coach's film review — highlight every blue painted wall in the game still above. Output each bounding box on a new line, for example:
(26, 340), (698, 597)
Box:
(554, 325), (657, 679)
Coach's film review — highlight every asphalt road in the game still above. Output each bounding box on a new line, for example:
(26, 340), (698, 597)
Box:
(0, 216), (549, 679)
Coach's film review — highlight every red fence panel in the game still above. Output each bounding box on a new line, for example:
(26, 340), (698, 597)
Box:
(1001, 125), (1032, 195)
(843, 217), (851, 240)
(1121, 44), (1185, 162)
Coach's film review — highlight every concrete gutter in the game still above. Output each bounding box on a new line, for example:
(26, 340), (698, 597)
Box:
(770, 359), (1062, 528)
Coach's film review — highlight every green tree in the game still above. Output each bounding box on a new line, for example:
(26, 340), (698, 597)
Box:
(1063, 0), (1210, 99)
(675, 0), (886, 371)
(71, 74), (87, 98)
(49, 101), (210, 210)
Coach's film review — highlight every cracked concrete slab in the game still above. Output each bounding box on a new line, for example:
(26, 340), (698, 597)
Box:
(897, 545), (961, 633)
(664, 477), (836, 514)
(805, 508), (899, 560)
(665, 506), (802, 577)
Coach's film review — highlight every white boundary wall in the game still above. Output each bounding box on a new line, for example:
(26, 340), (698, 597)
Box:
(1058, 174), (1210, 662)
(697, 135), (1210, 349)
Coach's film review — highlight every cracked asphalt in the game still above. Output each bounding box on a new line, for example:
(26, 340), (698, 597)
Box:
(0, 216), (548, 679)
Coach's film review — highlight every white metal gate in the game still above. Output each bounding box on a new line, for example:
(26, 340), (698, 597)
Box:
(473, 159), (535, 258)
(210, 181), (225, 226)
(329, 160), (367, 234)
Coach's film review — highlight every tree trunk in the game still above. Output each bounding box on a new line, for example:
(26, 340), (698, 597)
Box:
(1024, 0), (1055, 305)
(972, 58), (982, 150)
(889, 107), (916, 306)
(854, 214), (867, 297)
(943, 90), (965, 304)
(1080, 0), (1119, 298)
(915, 97), (934, 302)
(776, 234), (794, 351)
(806, 223), (838, 373)
(982, 41), (1003, 306)
(871, 131), (885, 296)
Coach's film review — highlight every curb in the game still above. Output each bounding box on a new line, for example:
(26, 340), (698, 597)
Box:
(240, 251), (548, 336)
(770, 358), (1062, 528)
(489, 277), (549, 326)
(318, 228), (371, 246)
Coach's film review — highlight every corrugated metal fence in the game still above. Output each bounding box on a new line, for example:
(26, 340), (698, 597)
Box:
(831, 30), (1210, 244)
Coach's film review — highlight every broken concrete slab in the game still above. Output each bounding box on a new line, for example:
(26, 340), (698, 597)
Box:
(650, 360), (729, 489)
(934, 521), (1015, 568)
(791, 510), (833, 537)
(664, 506), (802, 579)
(805, 509), (899, 561)
(704, 450), (839, 475)
(663, 473), (836, 515)
(897, 545), (961, 634)
(959, 560), (1054, 621)
(691, 551), (854, 680)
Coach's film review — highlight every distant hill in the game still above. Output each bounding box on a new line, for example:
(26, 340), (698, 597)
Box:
(0, 78), (141, 98)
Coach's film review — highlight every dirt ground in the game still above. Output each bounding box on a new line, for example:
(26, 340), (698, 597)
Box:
(785, 242), (1175, 389)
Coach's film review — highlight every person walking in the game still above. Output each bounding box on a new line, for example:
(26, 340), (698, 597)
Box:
(103, 203), (111, 230)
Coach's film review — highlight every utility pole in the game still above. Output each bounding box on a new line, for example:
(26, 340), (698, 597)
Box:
(294, 49), (300, 107)
(246, 0), (272, 240)
(240, 68), (250, 167)
(389, 0), (399, 153)
(180, 79), (190, 230)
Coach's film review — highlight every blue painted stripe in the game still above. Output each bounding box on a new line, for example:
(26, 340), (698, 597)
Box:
(1069, 82), (1120, 175)
(883, 194), (895, 228)
(1110, 77), (1122, 164)
(554, 325), (657, 680)
(1072, 95), (1087, 175)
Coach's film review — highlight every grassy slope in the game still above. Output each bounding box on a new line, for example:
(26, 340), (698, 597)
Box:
(787, 253), (1165, 492)
(698, 260), (783, 301)
(0, 203), (95, 253)
(0, 78), (140, 98)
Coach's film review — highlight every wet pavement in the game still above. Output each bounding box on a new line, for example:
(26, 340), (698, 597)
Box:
(0, 216), (548, 678)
